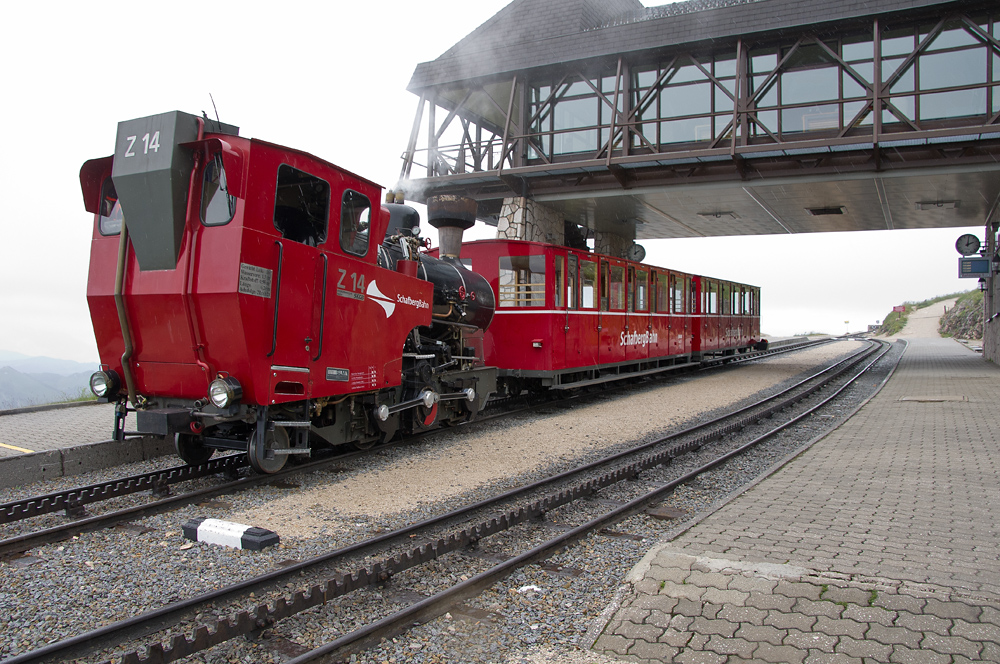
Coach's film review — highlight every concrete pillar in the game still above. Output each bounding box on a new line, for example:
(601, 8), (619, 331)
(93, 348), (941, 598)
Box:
(496, 197), (565, 245)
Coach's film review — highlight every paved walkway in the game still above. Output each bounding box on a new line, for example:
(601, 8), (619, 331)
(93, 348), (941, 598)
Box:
(0, 404), (136, 457)
(593, 336), (1000, 663)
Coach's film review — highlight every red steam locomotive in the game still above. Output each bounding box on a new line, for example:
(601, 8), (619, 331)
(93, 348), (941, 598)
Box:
(80, 111), (762, 473)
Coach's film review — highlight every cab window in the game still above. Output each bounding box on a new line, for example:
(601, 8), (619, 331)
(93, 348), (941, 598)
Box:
(201, 154), (236, 226)
(499, 255), (546, 306)
(340, 190), (371, 257)
(98, 178), (123, 235)
(273, 165), (329, 246)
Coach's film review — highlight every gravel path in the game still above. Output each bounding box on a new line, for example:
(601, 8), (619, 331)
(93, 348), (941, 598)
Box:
(0, 341), (866, 663)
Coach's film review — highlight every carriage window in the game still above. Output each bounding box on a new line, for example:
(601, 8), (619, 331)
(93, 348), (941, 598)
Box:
(98, 178), (123, 235)
(580, 259), (597, 308)
(340, 190), (371, 257)
(201, 154), (236, 226)
(554, 256), (565, 307)
(708, 282), (718, 314)
(657, 273), (668, 313)
(634, 269), (648, 312)
(689, 277), (697, 313)
(499, 255), (546, 306)
(273, 165), (329, 246)
(568, 254), (578, 310)
(609, 265), (625, 311)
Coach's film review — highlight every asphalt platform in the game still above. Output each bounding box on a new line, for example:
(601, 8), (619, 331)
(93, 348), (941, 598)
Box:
(0, 403), (163, 489)
(590, 336), (1000, 663)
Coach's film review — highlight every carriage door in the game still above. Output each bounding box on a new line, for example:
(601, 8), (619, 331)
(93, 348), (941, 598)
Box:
(599, 260), (627, 365)
(268, 165), (329, 397)
(627, 267), (650, 361)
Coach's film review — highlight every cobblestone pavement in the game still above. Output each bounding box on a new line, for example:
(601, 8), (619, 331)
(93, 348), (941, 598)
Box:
(593, 337), (1000, 663)
(0, 403), (136, 457)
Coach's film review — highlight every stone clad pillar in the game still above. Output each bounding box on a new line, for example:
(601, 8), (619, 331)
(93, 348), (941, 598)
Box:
(594, 232), (632, 259)
(496, 197), (565, 245)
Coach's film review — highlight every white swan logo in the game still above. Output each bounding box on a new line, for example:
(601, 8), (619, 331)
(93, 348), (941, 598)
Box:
(366, 281), (396, 318)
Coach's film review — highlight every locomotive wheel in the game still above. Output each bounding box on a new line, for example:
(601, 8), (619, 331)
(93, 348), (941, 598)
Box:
(174, 433), (214, 465)
(248, 426), (289, 474)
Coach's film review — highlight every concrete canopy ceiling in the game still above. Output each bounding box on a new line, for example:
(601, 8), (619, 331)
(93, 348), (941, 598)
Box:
(532, 165), (1000, 240)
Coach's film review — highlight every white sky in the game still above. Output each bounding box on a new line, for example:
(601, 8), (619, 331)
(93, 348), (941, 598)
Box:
(0, 0), (982, 362)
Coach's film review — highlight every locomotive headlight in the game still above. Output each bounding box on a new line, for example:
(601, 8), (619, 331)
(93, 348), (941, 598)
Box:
(208, 376), (242, 408)
(89, 370), (120, 398)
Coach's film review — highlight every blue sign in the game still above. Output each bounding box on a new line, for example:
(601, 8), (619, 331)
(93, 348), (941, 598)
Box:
(959, 257), (991, 278)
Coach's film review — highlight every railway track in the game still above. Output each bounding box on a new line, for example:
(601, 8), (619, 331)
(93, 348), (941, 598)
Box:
(0, 338), (824, 553)
(1, 338), (891, 664)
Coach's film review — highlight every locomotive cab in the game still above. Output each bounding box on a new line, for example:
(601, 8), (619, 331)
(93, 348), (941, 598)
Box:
(81, 111), (496, 472)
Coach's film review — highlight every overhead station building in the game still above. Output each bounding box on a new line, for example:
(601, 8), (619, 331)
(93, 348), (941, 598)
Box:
(399, 0), (1000, 354)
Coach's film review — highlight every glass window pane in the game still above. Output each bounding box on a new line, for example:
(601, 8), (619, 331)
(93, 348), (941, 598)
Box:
(843, 72), (867, 98)
(753, 110), (778, 135)
(554, 129), (598, 154)
(882, 32), (915, 57)
(635, 69), (657, 89)
(843, 38), (873, 62)
(843, 100), (873, 127)
(715, 57), (737, 78)
(753, 76), (778, 107)
(883, 96), (914, 123)
(580, 260), (597, 309)
(568, 254), (578, 310)
(98, 178), (123, 235)
(846, 61), (874, 86)
(340, 190), (370, 256)
(201, 154), (236, 226)
(920, 89), (988, 120)
(782, 104), (840, 133)
(781, 67), (839, 104)
(274, 165), (329, 246)
(554, 96), (597, 129)
(660, 117), (713, 143)
(554, 255), (564, 308)
(926, 25), (979, 51)
(919, 48), (987, 90)
(661, 81), (711, 117)
(609, 265), (625, 310)
(499, 255), (546, 307)
(671, 61), (707, 84)
(750, 51), (777, 73)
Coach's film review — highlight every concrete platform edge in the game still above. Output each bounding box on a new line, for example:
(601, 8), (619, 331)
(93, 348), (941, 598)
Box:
(0, 435), (173, 489)
(581, 338), (908, 649)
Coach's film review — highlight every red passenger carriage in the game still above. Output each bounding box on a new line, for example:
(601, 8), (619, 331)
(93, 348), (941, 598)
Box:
(455, 240), (763, 393)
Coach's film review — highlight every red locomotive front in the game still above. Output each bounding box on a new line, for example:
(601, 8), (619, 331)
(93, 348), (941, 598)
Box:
(81, 111), (496, 472)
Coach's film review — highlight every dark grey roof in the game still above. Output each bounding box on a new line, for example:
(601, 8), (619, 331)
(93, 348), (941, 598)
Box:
(596, 0), (767, 29)
(408, 0), (965, 92)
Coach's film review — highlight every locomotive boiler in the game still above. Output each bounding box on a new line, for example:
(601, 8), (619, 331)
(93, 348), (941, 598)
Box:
(80, 111), (496, 473)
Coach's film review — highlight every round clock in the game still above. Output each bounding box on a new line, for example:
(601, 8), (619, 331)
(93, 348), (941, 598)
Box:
(956, 234), (981, 256)
(626, 244), (646, 262)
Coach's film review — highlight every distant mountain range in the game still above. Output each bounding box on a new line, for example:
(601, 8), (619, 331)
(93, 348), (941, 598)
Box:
(0, 351), (99, 410)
